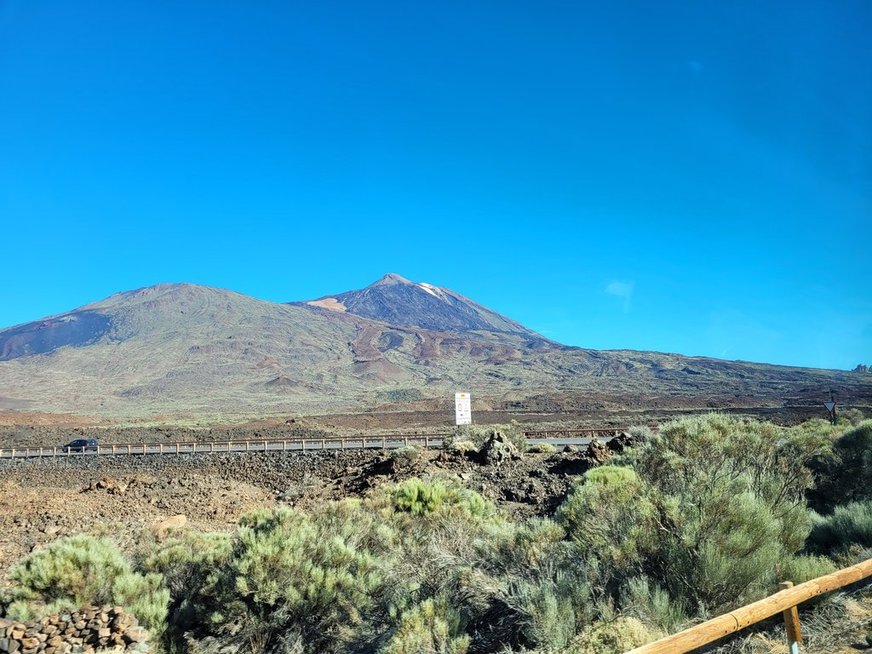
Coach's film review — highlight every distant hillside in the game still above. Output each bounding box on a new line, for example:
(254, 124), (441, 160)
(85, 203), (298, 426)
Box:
(0, 278), (869, 420)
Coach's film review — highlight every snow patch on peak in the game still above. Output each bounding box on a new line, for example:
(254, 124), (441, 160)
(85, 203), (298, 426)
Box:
(417, 282), (447, 300)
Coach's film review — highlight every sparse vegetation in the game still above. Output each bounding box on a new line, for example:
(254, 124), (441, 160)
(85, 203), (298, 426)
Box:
(444, 423), (527, 452)
(808, 501), (872, 557)
(3, 414), (872, 653)
(5, 535), (169, 635)
(448, 439), (477, 454)
(391, 445), (422, 464)
(808, 420), (872, 512)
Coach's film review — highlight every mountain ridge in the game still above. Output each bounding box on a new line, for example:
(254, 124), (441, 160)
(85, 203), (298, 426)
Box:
(301, 273), (549, 343)
(0, 277), (869, 419)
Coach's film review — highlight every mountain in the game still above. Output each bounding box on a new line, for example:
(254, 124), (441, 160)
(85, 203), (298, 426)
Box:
(303, 273), (546, 341)
(0, 278), (869, 421)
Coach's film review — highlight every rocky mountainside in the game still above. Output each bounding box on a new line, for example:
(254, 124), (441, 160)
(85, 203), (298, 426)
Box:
(303, 273), (546, 340)
(0, 278), (869, 421)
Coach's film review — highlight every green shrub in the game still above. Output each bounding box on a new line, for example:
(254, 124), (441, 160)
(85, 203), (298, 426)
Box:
(840, 408), (868, 426)
(611, 415), (818, 613)
(7, 535), (168, 635)
(370, 481), (588, 653)
(391, 478), (491, 519)
(527, 442), (557, 454)
(620, 576), (686, 634)
(807, 501), (872, 555)
(556, 466), (656, 576)
(444, 424), (526, 452)
(627, 425), (654, 444)
(392, 445), (422, 464)
(140, 531), (232, 648)
(380, 596), (469, 654)
(568, 616), (656, 654)
(777, 554), (837, 584)
(448, 440), (477, 454)
(206, 507), (383, 653)
(809, 421), (872, 512)
(451, 518), (592, 652)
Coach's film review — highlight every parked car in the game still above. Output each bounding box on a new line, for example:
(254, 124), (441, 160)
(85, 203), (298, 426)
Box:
(63, 438), (99, 453)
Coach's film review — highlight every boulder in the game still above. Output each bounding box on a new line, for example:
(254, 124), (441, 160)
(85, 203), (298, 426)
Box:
(480, 431), (521, 466)
(585, 439), (611, 464)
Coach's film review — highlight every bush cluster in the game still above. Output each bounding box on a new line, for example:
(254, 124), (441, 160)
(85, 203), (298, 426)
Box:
(3, 415), (870, 654)
(4, 535), (169, 636)
(443, 423), (527, 452)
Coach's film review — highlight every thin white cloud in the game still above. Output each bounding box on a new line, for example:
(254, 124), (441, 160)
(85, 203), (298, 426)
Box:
(605, 280), (634, 313)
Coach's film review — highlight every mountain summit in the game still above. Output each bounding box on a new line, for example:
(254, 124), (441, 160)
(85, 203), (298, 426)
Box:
(0, 279), (868, 419)
(305, 274), (541, 338)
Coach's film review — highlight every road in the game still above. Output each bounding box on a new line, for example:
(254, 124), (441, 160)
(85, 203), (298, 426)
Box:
(0, 431), (621, 459)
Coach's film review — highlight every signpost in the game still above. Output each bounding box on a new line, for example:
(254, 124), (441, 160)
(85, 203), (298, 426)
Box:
(824, 401), (837, 425)
(455, 392), (472, 425)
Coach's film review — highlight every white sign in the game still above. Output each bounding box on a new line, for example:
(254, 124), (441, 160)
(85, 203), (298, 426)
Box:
(455, 392), (472, 425)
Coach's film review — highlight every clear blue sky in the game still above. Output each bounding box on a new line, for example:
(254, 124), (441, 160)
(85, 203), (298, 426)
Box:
(1, 1), (870, 370)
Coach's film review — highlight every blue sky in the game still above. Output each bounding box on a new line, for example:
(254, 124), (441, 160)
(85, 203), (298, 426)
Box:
(1, 1), (870, 370)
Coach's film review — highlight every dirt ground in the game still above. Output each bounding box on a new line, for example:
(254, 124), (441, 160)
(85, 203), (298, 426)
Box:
(0, 438), (611, 580)
(2, 425), (870, 653)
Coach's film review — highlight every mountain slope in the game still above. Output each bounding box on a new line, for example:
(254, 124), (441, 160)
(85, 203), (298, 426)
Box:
(304, 273), (546, 340)
(0, 280), (869, 420)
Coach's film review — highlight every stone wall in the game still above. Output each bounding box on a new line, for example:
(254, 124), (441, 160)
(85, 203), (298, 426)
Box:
(0, 607), (149, 654)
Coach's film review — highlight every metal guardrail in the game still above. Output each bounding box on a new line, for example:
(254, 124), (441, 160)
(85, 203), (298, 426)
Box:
(524, 428), (627, 438)
(0, 428), (625, 460)
(0, 435), (447, 459)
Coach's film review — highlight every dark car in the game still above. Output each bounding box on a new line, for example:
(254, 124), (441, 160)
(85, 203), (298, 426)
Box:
(62, 438), (99, 453)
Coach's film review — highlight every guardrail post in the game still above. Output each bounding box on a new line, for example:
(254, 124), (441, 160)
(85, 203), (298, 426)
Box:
(778, 582), (803, 653)
(424, 436), (429, 448)
(263, 440), (267, 452)
(382, 436), (386, 449)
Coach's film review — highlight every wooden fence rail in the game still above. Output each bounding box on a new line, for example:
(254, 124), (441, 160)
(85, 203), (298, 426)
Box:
(626, 556), (872, 654)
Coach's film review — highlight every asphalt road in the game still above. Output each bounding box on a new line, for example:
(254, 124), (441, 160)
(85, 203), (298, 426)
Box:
(0, 435), (611, 459)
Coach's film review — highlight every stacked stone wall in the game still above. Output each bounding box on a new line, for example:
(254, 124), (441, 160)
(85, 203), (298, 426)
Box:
(0, 607), (148, 654)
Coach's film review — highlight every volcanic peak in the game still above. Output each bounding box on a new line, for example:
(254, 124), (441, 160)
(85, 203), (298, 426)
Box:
(305, 273), (539, 338)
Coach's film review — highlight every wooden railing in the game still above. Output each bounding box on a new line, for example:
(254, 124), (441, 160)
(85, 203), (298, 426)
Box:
(626, 556), (872, 654)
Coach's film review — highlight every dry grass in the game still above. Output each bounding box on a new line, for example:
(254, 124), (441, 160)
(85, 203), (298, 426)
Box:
(707, 584), (872, 654)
